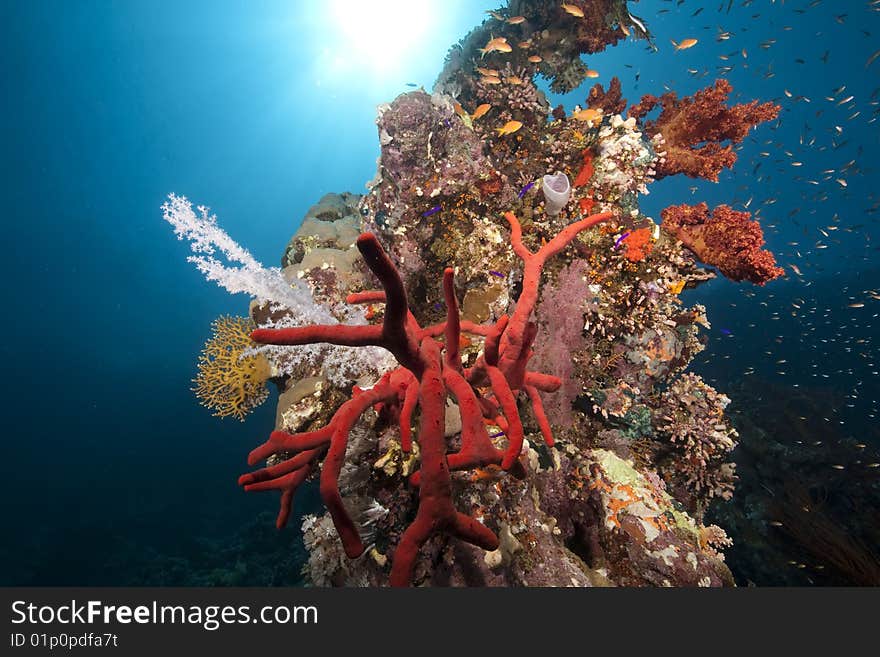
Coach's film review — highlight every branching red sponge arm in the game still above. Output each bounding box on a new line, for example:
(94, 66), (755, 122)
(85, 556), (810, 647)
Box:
(239, 224), (599, 585)
(246, 426), (334, 465)
(441, 368), (505, 471)
(399, 378), (419, 453)
(483, 365), (525, 470)
(251, 233), (424, 371)
(483, 315), (509, 367)
(389, 339), (500, 587)
(346, 290), (386, 304)
(354, 233), (423, 372)
(499, 211), (613, 382)
(443, 268), (462, 371)
(535, 211), (615, 263)
(525, 384), (554, 448)
(524, 371), (562, 392)
(251, 323), (383, 347)
(239, 447), (323, 529)
(320, 380), (396, 559)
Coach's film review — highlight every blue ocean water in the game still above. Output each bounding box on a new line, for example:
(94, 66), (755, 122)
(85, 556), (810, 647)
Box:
(1, 0), (877, 585)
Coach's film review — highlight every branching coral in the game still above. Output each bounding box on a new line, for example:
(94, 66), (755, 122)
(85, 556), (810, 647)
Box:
(628, 79), (779, 181)
(593, 114), (660, 206)
(653, 373), (738, 516)
(241, 210), (612, 586)
(193, 316), (272, 421)
(661, 202), (784, 285)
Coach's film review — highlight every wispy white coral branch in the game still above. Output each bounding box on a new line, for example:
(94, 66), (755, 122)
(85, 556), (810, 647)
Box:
(162, 193), (394, 385)
(162, 193), (334, 323)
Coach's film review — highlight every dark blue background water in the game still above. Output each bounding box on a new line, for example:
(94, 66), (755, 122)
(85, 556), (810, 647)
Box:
(2, 0), (877, 584)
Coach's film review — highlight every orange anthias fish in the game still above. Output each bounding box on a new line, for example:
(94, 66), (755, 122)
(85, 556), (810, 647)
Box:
(571, 108), (602, 123)
(476, 67), (499, 77)
(528, 55), (543, 63)
(507, 15), (526, 24)
(672, 38), (698, 51)
(471, 103), (491, 120)
(481, 75), (502, 85)
(470, 464), (504, 482)
(480, 36), (513, 57)
(495, 120), (523, 136)
(453, 101), (468, 119)
(585, 69), (600, 78)
(562, 3), (585, 18)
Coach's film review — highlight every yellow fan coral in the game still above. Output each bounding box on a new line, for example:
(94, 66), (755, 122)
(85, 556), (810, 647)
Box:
(194, 316), (272, 421)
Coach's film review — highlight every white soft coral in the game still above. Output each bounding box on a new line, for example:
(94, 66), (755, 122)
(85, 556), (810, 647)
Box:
(162, 193), (393, 385)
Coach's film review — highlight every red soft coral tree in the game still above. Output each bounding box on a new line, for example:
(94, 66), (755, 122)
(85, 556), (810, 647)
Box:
(628, 79), (779, 182)
(661, 202), (784, 285)
(241, 210), (612, 586)
(586, 76), (626, 115)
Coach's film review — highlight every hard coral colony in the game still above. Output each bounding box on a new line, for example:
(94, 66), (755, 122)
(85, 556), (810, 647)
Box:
(172, 1), (785, 587)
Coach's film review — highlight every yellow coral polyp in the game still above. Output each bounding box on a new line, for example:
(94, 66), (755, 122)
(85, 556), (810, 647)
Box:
(193, 315), (272, 421)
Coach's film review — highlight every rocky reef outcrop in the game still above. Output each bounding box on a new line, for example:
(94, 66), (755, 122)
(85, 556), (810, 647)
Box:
(232, 0), (783, 586)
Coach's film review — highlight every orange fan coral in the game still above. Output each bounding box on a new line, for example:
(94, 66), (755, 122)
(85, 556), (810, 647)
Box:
(629, 79), (779, 182)
(193, 316), (272, 421)
(661, 202), (784, 285)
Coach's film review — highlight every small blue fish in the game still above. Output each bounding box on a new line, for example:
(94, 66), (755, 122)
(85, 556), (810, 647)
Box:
(489, 270), (505, 278)
(720, 328), (732, 335)
(614, 232), (630, 248)
(422, 205), (442, 217)
(405, 82), (418, 87)
(490, 431), (506, 438)
(517, 181), (535, 198)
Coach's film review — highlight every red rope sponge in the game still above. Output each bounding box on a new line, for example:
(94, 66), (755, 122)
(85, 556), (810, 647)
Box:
(244, 212), (612, 585)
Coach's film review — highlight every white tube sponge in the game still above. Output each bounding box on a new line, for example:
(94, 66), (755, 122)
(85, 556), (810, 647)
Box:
(542, 172), (571, 215)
